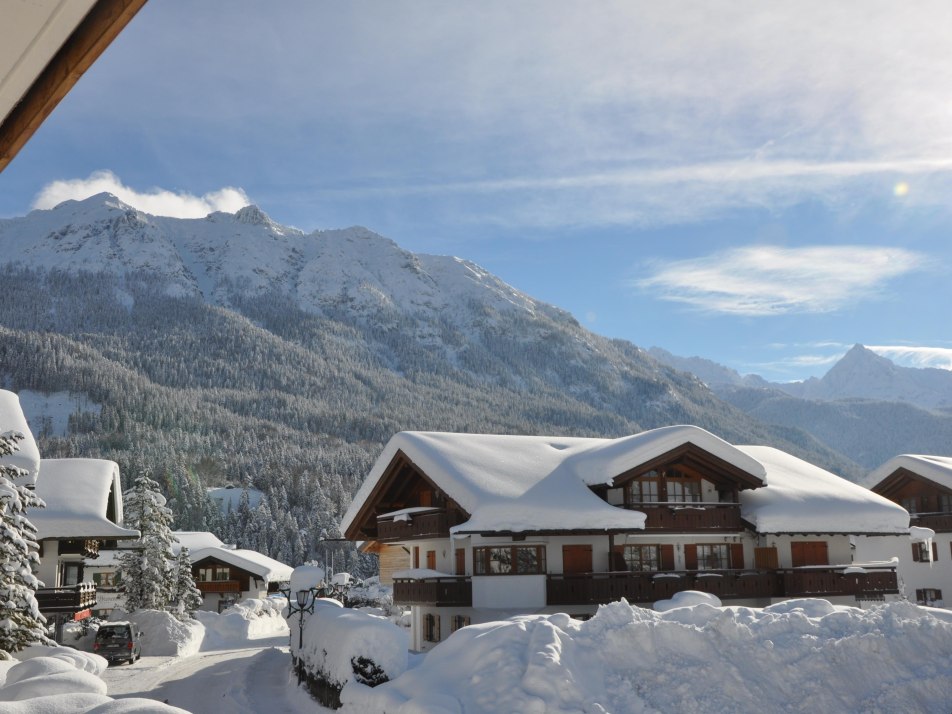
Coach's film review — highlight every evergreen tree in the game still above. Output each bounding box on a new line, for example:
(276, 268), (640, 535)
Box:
(168, 547), (202, 621)
(118, 474), (177, 611)
(0, 431), (51, 654)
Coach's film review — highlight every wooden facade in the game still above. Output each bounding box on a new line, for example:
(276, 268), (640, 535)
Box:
(871, 467), (952, 533)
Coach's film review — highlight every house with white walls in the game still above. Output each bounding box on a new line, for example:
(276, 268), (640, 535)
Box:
(855, 454), (952, 607)
(342, 425), (909, 651)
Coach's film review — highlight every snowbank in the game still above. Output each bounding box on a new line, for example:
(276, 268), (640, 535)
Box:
(344, 599), (952, 714)
(108, 610), (204, 658)
(0, 645), (187, 713)
(195, 598), (289, 646)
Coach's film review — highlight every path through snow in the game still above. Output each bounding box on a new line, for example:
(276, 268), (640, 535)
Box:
(101, 634), (327, 714)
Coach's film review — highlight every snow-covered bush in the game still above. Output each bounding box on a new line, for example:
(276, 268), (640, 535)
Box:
(195, 597), (289, 644)
(294, 602), (408, 709)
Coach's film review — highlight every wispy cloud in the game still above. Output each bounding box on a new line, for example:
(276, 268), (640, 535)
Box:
(635, 246), (923, 315)
(868, 345), (952, 370)
(31, 170), (251, 219)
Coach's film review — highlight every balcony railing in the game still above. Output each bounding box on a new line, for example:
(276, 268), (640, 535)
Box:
(197, 580), (241, 594)
(910, 512), (952, 532)
(546, 565), (897, 606)
(623, 502), (744, 531)
(35, 582), (97, 613)
(377, 509), (462, 542)
(393, 576), (472, 606)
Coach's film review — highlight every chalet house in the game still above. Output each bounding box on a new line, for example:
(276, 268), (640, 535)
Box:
(855, 454), (952, 607)
(180, 532), (293, 612)
(342, 425), (909, 651)
(29, 458), (139, 627)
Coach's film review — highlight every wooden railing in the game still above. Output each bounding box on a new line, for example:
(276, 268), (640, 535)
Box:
(197, 580), (241, 594)
(35, 582), (97, 613)
(910, 512), (952, 532)
(546, 565), (897, 605)
(393, 576), (472, 606)
(623, 503), (744, 531)
(377, 510), (461, 542)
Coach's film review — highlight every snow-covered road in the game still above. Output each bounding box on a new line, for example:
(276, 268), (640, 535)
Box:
(102, 634), (327, 714)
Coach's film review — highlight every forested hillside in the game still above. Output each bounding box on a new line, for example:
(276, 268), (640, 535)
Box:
(0, 198), (864, 570)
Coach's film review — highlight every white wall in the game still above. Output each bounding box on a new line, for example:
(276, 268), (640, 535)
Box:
(472, 574), (546, 609)
(855, 533), (952, 607)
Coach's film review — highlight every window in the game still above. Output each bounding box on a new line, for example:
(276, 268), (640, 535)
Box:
(473, 545), (546, 575)
(424, 613), (441, 642)
(198, 566), (230, 582)
(912, 542), (938, 562)
(901, 497), (918, 514)
(915, 588), (943, 606)
(627, 473), (660, 503)
(92, 571), (118, 588)
(939, 493), (952, 513)
(623, 545), (660, 572)
(451, 615), (471, 633)
(60, 562), (82, 586)
(696, 544), (729, 570)
(667, 477), (701, 503)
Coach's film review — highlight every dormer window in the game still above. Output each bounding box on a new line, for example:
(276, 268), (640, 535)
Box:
(626, 468), (702, 504)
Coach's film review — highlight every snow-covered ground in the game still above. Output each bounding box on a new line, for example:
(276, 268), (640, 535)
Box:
(3, 595), (952, 713)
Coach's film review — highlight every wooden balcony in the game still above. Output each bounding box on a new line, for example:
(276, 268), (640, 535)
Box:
(197, 580), (241, 594)
(393, 576), (472, 606)
(911, 512), (952, 533)
(35, 582), (97, 614)
(624, 503), (744, 531)
(546, 565), (898, 606)
(377, 509), (462, 542)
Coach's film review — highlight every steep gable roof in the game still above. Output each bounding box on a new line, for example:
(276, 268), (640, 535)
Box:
(865, 454), (952, 493)
(31, 458), (138, 540)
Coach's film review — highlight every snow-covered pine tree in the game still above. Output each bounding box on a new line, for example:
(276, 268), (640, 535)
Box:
(118, 474), (177, 612)
(169, 547), (203, 621)
(0, 431), (51, 654)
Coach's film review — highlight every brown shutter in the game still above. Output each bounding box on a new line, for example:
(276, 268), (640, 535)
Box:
(933, 542), (939, 561)
(684, 544), (697, 570)
(611, 545), (627, 571)
(455, 548), (465, 575)
(912, 543), (922, 562)
(426, 550), (436, 570)
(660, 544), (675, 571)
(730, 543), (744, 569)
(413, 546), (420, 569)
(754, 547), (778, 569)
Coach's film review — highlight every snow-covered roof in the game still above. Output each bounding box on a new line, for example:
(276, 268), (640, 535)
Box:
(0, 389), (41, 487)
(30, 458), (139, 540)
(189, 546), (292, 584)
(172, 531), (231, 554)
(865, 454), (952, 492)
(342, 425), (908, 537)
(737, 446), (909, 534)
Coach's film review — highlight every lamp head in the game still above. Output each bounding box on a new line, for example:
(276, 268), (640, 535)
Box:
(296, 589), (309, 608)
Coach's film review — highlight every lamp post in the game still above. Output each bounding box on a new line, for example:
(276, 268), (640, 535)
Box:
(281, 585), (318, 652)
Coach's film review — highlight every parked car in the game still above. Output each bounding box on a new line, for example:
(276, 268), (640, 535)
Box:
(93, 622), (142, 665)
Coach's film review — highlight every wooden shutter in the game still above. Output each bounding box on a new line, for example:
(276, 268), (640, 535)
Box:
(912, 543), (922, 562)
(792, 541), (828, 567)
(426, 550), (436, 570)
(754, 547), (778, 569)
(413, 546), (420, 569)
(611, 545), (627, 571)
(562, 545), (593, 574)
(660, 544), (675, 571)
(730, 543), (744, 569)
(683, 544), (697, 570)
(932, 542), (939, 561)
(455, 548), (465, 575)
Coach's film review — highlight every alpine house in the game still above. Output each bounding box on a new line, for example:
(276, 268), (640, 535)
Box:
(342, 425), (909, 651)
(854, 454), (952, 607)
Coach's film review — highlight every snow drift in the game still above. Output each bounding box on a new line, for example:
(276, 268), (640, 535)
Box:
(343, 599), (952, 714)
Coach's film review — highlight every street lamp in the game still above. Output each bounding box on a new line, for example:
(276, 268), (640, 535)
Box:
(281, 585), (318, 652)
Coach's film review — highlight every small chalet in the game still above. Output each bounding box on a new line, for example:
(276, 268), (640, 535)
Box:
(30, 458), (139, 628)
(342, 425), (909, 651)
(855, 454), (952, 607)
(180, 532), (293, 612)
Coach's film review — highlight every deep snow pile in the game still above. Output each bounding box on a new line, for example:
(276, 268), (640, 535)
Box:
(106, 609), (204, 658)
(343, 597), (952, 714)
(0, 645), (187, 712)
(195, 597), (289, 645)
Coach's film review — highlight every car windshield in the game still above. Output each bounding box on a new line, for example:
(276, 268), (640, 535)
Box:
(97, 627), (130, 641)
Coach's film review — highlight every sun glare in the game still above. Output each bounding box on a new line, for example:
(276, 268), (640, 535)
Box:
(893, 181), (910, 197)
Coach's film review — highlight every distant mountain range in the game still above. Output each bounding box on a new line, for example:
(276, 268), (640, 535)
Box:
(650, 344), (952, 469)
(0, 194), (864, 565)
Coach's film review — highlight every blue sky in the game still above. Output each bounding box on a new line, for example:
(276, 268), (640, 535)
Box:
(3, 0), (952, 381)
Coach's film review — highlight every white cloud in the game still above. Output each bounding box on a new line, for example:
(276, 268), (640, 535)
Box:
(868, 345), (952, 370)
(31, 170), (251, 219)
(636, 246), (923, 315)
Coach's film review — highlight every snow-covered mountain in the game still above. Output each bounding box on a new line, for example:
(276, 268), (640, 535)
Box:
(777, 344), (952, 410)
(0, 194), (567, 338)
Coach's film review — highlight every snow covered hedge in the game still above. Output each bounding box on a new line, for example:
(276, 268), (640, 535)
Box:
(292, 601), (408, 709)
(343, 598), (952, 714)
